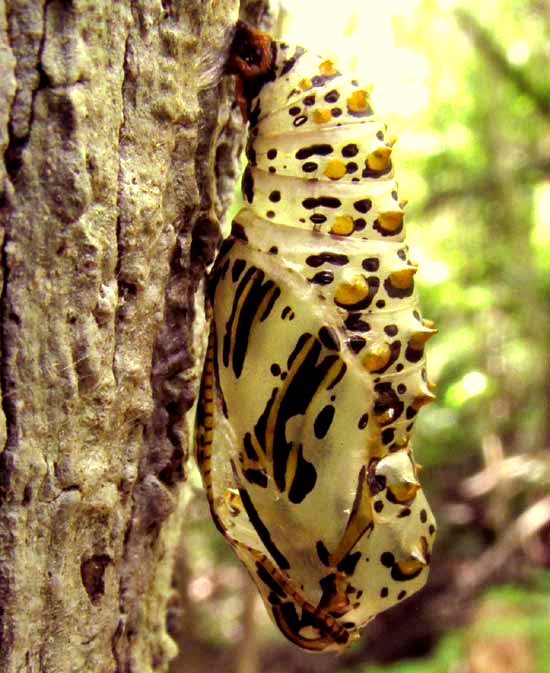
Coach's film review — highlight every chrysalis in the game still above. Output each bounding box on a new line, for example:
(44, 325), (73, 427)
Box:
(196, 22), (436, 652)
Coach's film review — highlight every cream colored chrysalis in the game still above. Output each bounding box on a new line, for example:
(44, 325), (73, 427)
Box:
(195, 21), (436, 652)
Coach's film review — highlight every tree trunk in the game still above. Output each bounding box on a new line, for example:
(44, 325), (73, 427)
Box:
(0, 1), (268, 671)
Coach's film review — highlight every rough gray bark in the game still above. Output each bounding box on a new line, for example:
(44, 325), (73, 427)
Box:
(0, 1), (266, 671)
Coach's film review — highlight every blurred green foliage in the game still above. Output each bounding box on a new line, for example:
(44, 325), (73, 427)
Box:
(394, 0), (549, 479)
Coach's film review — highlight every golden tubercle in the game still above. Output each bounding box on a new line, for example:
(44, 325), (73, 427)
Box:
(334, 275), (370, 305)
(388, 265), (417, 289)
(366, 146), (392, 171)
(330, 215), (354, 236)
(313, 108), (332, 123)
(299, 77), (312, 90)
(386, 135), (397, 147)
(390, 481), (419, 503)
(396, 558), (426, 576)
(324, 159), (347, 179)
(347, 89), (369, 113)
(377, 211), (404, 232)
(399, 198), (408, 209)
(319, 59), (337, 76)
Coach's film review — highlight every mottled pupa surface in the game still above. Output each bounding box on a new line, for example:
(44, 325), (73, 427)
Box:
(196, 23), (436, 652)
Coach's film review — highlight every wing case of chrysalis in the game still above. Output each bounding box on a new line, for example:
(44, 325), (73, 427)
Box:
(196, 21), (437, 652)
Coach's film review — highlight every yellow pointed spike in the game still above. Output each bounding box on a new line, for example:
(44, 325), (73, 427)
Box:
(428, 381), (437, 393)
(389, 266), (417, 289)
(422, 318), (436, 329)
(409, 327), (437, 350)
(409, 543), (429, 565)
(399, 198), (408, 209)
(386, 134), (397, 147)
(411, 392), (436, 410)
(366, 146), (392, 171)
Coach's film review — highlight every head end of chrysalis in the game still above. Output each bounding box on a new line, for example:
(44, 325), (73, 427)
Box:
(227, 21), (276, 120)
(228, 21), (274, 78)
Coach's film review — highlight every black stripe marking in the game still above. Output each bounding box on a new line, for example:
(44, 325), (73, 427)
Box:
(274, 337), (340, 498)
(337, 551), (361, 575)
(287, 445), (317, 504)
(232, 258), (246, 282)
(255, 561), (286, 598)
(316, 540), (331, 566)
(243, 468), (268, 488)
(225, 266), (280, 379)
(238, 487), (290, 570)
(318, 326), (340, 351)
